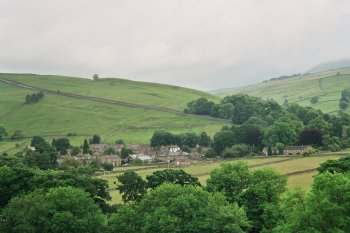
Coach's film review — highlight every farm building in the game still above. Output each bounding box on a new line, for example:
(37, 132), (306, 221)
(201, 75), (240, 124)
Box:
(262, 147), (279, 156)
(284, 146), (313, 155)
(129, 154), (153, 163)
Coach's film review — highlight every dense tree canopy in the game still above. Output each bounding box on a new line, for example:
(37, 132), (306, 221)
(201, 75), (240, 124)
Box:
(109, 184), (251, 233)
(317, 156), (350, 173)
(272, 172), (350, 233)
(0, 187), (107, 233)
(117, 171), (147, 203)
(90, 134), (101, 144)
(52, 138), (71, 155)
(206, 162), (287, 233)
(146, 169), (201, 189)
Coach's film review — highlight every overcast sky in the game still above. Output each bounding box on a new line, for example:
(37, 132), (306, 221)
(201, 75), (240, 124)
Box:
(1, 0), (350, 90)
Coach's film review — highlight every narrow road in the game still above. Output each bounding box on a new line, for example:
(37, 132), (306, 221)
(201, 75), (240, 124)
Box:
(0, 78), (230, 123)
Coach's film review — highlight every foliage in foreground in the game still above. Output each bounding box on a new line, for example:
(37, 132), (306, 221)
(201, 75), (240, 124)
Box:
(109, 184), (251, 233)
(0, 186), (107, 233)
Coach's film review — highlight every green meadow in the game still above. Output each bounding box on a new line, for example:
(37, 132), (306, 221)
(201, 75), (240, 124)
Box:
(100, 155), (343, 204)
(213, 67), (350, 114)
(0, 73), (226, 153)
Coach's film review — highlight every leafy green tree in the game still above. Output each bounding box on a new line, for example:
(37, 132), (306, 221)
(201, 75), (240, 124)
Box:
(150, 130), (180, 147)
(70, 146), (81, 156)
(104, 147), (116, 155)
(0, 187), (107, 233)
(93, 74), (99, 80)
(339, 99), (349, 110)
(0, 155), (24, 168)
(25, 141), (58, 169)
(317, 156), (350, 173)
(307, 116), (332, 134)
(30, 136), (46, 147)
(222, 144), (250, 158)
(207, 162), (287, 232)
(204, 148), (218, 158)
(323, 135), (342, 151)
(273, 172), (350, 233)
(275, 142), (285, 154)
(109, 184), (251, 233)
(310, 96), (319, 104)
(0, 166), (36, 208)
(52, 138), (71, 155)
(185, 97), (215, 115)
(206, 162), (251, 203)
(0, 166), (111, 209)
(213, 129), (235, 153)
(83, 139), (89, 154)
(211, 103), (234, 119)
(242, 168), (287, 233)
(0, 126), (8, 140)
(146, 169), (201, 189)
(120, 146), (132, 159)
(90, 134), (101, 144)
(233, 124), (263, 147)
(102, 162), (114, 171)
(182, 132), (200, 148)
(199, 131), (212, 147)
(115, 139), (125, 144)
(263, 121), (299, 146)
(117, 171), (147, 203)
(299, 128), (323, 146)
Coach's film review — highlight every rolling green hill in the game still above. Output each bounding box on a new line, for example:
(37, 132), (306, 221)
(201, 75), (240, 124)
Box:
(213, 67), (350, 114)
(0, 73), (227, 153)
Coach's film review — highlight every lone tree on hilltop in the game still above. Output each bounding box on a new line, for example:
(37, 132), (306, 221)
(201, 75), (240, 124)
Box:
(93, 74), (99, 80)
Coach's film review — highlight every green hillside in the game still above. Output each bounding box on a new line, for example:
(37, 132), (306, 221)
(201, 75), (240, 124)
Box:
(213, 67), (350, 114)
(0, 73), (226, 153)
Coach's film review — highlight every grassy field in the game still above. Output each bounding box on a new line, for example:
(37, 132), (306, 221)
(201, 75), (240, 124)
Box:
(101, 155), (343, 204)
(0, 74), (226, 153)
(212, 67), (350, 114)
(0, 73), (220, 111)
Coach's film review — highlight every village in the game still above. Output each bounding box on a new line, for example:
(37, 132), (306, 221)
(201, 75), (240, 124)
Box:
(54, 143), (315, 169)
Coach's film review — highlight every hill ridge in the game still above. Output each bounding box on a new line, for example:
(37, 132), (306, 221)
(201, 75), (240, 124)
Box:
(0, 77), (229, 123)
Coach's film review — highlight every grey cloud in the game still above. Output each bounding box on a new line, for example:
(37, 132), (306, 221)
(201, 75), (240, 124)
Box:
(1, 0), (350, 90)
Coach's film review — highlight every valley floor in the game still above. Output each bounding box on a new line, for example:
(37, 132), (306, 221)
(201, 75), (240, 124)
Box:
(98, 153), (346, 204)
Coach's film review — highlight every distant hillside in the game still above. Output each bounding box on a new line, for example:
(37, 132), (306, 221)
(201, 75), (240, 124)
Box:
(212, 67), (350, 114)
(306, 59), (350, 74)
(0, 73), (226, 153)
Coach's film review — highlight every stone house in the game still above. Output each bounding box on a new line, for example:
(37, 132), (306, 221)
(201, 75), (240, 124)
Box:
(128, 144), (153, 156)
(100, 155), (121, 166)
(284, 146), (313, 155)
(262, 147), (279, 156)
(128, 154), (153, 163)
(90, 144), (107, 154)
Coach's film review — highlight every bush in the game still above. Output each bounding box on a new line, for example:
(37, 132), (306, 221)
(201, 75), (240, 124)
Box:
(222, 144), (250, 158)
(102, 162), (114, 171)
(104, 147), (116, 155)
(71, 147), (81, 156)
(204, 148), (218, 158)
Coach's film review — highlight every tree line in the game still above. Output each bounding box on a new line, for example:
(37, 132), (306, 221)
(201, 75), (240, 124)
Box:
(178, 94), (350, 157)
(1, 151), (348, 232)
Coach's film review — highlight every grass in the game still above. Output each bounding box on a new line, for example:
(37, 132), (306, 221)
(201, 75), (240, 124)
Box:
(212, 67), (350, 114)
(0, 74), (226, 153)
(102, 155), (342, 204)
(0, 73), (220, 111)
